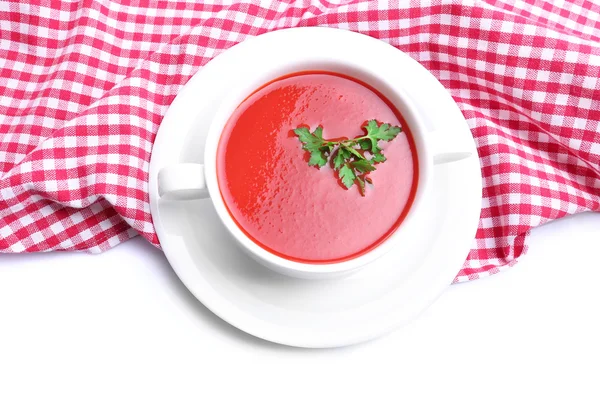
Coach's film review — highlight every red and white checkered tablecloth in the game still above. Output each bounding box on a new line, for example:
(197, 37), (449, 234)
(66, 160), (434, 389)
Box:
(1, 0), (599, 282)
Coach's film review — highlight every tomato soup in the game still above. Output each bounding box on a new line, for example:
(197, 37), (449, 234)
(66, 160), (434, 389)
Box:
(217, 72), (418, 263)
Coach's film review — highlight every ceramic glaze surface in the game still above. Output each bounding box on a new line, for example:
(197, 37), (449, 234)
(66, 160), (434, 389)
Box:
(218, 72), (418, 263)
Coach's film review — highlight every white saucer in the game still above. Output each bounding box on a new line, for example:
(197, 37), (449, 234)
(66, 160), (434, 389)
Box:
(148, 28), (482, 348)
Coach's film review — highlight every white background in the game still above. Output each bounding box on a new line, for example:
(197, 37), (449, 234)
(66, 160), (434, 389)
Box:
(1, 212), (599, 409)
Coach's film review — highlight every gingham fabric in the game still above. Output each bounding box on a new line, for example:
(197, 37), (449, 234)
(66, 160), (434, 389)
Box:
(1, 0), (599, 282)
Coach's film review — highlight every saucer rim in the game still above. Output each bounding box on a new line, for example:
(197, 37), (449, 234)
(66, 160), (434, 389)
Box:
(148, 27), (482, 348)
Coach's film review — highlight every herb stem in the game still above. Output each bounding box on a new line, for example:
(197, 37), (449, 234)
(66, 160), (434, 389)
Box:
(323, 135), (370, 148)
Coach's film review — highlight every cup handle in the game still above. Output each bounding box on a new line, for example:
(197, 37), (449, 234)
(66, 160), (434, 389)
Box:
(428, 130), (473, 165)
(158, 163), (209, 200)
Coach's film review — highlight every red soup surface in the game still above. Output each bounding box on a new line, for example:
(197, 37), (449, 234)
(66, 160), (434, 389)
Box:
(217, 72), (418, 263)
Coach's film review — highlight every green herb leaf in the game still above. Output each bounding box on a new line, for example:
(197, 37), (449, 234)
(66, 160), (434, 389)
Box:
(344, 144), (365, 159)
(322, 145), (333, 154)
(295, 126), (324, 153)
(332, 149), (346, 170)
(308, 150), (327, 167)
(364, 120), (402, 142)
(351, 159), (376, 173)
(313, 126), (323, 139)
(339, 164), (356, 189)
(358, 139), (371, 150)
(371, 153), (386, 163)
(340, 146), (352, 160)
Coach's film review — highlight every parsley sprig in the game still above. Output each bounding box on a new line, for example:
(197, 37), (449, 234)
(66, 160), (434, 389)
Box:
(294, 120), (402, 195)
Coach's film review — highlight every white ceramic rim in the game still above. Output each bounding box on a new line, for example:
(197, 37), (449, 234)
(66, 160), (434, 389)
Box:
(202, 53), (438, 278)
